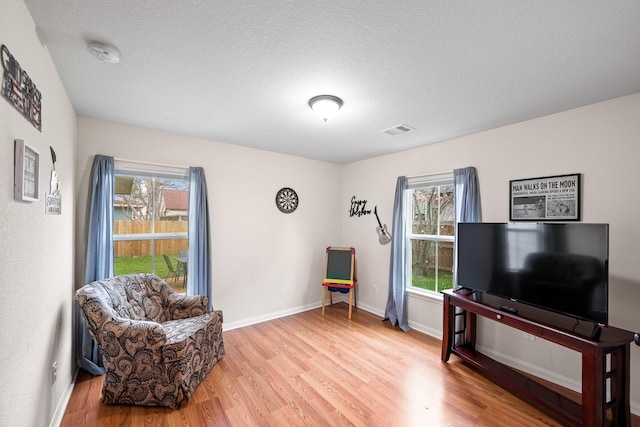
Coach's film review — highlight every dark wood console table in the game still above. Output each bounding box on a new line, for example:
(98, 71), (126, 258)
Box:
(441, 289), (634, 427)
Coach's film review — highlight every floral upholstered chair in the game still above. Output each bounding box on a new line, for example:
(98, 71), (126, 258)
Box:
(75, 273), (224, 408)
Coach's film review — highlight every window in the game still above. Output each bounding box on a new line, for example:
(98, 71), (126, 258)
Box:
(113, 166), (189, 292)
(407, 173), (455, 294)
(506, 223), (539, 270)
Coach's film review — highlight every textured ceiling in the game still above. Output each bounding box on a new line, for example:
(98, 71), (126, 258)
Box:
(23, 0), (640, 164)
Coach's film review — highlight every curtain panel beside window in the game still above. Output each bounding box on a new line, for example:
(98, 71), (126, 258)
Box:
(453, 166), (482, 282)
(79, 154), (115, 375)
(385, 176), (410, 331)
(187, 167), (213, 308)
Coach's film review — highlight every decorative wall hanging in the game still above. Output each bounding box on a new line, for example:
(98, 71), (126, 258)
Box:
(45, 146), (61, 215)
(1, 44), (42, 131)
(510, 173), (580, 221)
(276, 187), (298, 213)
(374, 206), (391, 245)
(14, 139), (39, 202)
(349, 196), (371, 217)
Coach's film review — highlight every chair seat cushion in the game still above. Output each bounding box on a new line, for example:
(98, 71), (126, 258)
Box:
(162, 313), (218, 360)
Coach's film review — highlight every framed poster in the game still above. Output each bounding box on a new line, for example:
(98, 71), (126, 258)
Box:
(510, 173), (580, 221)
(14, 139), (40, 202)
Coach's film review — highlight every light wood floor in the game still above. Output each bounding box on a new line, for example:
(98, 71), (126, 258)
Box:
(61, 303), (639, 426)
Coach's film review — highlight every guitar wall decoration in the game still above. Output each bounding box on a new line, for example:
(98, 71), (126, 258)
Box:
(374, 206), (391, 245)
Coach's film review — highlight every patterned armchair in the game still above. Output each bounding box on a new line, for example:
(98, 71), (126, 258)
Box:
(75, 273), (224, 408)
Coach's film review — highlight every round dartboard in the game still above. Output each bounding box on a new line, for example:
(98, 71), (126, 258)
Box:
(275, 187), (299, 213)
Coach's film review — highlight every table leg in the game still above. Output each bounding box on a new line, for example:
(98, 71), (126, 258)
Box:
(441, 294), (454, 362)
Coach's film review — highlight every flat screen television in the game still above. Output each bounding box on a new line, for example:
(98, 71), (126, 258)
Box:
(457, 222), (609, 326)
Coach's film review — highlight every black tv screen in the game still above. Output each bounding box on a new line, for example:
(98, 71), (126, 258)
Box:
(457, 222), (609, 325)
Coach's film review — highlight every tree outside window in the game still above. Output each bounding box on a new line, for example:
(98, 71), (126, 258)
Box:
(113, 173), (189, 291)
(409, 181), (455, 293)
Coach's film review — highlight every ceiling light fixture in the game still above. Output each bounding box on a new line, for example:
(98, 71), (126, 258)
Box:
(308, 95), (343, 122)
(87, 41), (120, 64)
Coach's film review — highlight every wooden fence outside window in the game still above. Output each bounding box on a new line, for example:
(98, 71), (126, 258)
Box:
(114, 220), (188, 257)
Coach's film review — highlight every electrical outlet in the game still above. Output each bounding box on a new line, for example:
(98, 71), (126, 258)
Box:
(52, 361), (58, 384)
(372, 285), (377, 294)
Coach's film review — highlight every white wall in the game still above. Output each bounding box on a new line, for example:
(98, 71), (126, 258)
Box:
(341, 93), (640, 411)
(75, 117), (343, 329)
(0, 1), (77, 426)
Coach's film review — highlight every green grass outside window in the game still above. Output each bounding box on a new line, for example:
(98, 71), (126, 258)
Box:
(114, 254), (180, 279)
(412, 269), (454, 292)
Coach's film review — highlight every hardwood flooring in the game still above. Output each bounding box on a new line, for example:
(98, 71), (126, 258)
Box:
(61, 303), (639, 426)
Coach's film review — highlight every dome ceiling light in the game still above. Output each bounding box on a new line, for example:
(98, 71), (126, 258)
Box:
(308, 95), (343, 122)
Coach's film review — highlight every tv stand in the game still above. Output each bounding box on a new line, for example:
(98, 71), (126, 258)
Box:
(441, 289), (634, 427)
(591, 323), (604, 340)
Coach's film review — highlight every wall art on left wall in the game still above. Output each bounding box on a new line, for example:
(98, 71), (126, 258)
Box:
(14, 139), (39, 202)
(1, 44), (42, 131)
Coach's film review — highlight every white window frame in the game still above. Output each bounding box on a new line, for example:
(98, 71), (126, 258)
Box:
(405, 172), (455, 298)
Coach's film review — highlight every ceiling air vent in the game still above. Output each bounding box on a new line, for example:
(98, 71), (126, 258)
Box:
(381, 124), (415, 136)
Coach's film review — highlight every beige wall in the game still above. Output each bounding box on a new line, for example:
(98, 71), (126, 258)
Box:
(75, 117), (343, 328)
(341, 92), (640, 411)
(0, 0), (77, 426)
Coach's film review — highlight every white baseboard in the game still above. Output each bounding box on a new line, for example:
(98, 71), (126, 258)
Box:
(223, 302), (322, 331)
(49, 369), (77, 427)
(476, 344), (581, 393)
(407, 319), (442, 340)
(353, 301), (384, 318)
(475, 344), (640, 417)
(633, 401), (640, 418)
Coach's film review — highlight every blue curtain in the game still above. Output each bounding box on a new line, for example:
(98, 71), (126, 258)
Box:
(79, 155), (114, 375)
(187, 167), (212, 309)
(453, 167), (481, 345)
(453, 166), (482, 283)
(454, 166), (482, 226)
(384, 176), (410, 332)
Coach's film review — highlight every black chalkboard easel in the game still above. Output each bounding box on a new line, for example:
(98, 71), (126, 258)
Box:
(325, 248), (354, 282)
(322, 246), (357, 319)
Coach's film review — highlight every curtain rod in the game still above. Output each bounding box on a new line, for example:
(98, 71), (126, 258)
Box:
(404, 170), (452, 179)
(114, 157), (189, 171)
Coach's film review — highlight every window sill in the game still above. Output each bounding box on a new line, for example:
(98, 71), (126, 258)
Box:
(406, 287), (444, 304)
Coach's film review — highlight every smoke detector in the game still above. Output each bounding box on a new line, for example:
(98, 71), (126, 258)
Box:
(87, 41), (120, 64)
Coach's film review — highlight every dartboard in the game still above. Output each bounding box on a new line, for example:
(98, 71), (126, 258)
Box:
(276, 187), (299, 213)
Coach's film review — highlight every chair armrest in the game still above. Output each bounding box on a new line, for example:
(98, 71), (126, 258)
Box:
(211, 309), (223, 323)
(166, 293), (210, 320)
(98, 318), (167, 358)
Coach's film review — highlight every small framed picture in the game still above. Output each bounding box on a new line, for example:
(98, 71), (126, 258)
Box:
(14, 139), (40, 202)
(510, 173), (581, 221)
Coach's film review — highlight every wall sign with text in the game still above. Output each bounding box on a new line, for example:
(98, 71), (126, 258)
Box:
(510, 173), (581, 221)
(349, 196), (371, 217)
(1, 44), (42, 131)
